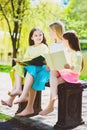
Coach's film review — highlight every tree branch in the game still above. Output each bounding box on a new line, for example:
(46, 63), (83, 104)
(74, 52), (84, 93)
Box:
(10, 0), (15, 17)
(0, 4), (12, 36)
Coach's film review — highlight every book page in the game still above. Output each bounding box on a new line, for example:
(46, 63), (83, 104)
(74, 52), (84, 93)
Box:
(45, 50), (68, 70)
(12, 58), (30, 65)
(44, 53), (54, 69)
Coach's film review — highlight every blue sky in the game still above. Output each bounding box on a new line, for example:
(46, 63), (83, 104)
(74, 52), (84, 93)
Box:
(31, 0), (69, 7)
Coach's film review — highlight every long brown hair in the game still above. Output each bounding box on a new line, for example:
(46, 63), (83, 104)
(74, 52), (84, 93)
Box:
(63, 30), (81, 51)
(63, 31), (84, 70)
(28, 28), (47, 46)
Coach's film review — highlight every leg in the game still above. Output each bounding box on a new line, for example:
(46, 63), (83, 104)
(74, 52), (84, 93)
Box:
(14, 72), (34, 104)
(39, 70), (65, 116)
(1, 72), (23, 106)
(1, 96), (16, 107)
(8, 72), (22, 96)
(16, 88), (37, 116)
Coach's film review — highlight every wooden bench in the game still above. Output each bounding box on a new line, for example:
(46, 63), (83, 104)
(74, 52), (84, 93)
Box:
(54, 82), (87, 129)
(16, 82), (87, 130)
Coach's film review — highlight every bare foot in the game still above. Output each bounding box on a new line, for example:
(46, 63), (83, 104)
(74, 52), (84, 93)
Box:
(8, 90), (22, 97)
(1, 100), (12, 107)
(52, 95), (58, 101)
(16, 108), (34, 117)
(14, 96), (28, 104)
(39, 106), (54, 116)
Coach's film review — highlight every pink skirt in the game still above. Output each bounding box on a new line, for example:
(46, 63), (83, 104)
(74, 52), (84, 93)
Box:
(58, 69), (81, 84)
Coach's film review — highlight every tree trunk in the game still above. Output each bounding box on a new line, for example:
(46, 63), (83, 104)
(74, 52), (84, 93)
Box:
(11, 22), (19, 66)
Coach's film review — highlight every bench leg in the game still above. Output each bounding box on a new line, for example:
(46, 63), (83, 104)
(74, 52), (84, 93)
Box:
(16, 91), (42, 115)
(54, 83), (84, 130)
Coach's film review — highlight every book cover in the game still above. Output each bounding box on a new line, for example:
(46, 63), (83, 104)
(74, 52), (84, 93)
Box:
(13, 56), (45, 66)
(44, 50), (68, 70)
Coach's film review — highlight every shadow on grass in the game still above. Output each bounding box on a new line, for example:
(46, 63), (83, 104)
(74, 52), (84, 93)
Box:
(0, 118), (38, 130)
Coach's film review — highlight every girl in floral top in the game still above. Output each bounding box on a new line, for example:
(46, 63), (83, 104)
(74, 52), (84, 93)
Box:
(39, 30), (83, 116)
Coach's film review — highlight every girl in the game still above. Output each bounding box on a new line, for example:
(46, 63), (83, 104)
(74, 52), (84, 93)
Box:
(39, 30), (83, 115)
(1, 28), (50, 112)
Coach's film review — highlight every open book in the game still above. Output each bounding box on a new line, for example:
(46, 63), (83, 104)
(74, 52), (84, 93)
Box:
(13, 55), (45, 66)
(44, 50), (68, 70)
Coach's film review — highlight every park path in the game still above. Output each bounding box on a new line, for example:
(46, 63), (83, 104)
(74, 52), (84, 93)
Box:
(0, 72), (87, 130)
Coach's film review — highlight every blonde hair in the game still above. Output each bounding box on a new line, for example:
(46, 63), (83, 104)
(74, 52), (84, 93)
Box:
(49, 20), (65, 41)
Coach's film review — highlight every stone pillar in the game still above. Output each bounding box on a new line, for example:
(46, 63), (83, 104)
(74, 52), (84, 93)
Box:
(54, 82), (87, 130)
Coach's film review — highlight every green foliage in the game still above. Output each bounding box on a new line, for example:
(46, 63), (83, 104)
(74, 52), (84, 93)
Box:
(0, 0), (87, 64)
(17, 1), (63, 50)
(0, 0), (31, 66)
(62, 0), (87, 39)
(0, 0), (63, 55)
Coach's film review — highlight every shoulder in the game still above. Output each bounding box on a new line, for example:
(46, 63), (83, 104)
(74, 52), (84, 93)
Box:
(72, 51), (82, 56)
(76, 51), (82, 56)
(41, 43), (48, 47)
(71, 51), (82, 60)
(41, 43), (48, 49)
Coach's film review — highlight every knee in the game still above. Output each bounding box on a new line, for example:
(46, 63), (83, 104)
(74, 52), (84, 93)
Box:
(50, 70), (58, 77)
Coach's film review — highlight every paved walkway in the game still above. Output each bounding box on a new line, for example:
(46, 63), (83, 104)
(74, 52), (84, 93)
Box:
(0, 72), (87, 130)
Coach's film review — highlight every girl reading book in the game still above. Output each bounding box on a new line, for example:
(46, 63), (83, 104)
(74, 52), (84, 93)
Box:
(1, 28), (50, 115)
(39, 28), (83, 115)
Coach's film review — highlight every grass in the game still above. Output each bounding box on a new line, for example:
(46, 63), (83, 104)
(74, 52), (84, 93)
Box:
(0, 113), (12, 121)
(0, 65), (12, 73)
(80, 52), (87, 81)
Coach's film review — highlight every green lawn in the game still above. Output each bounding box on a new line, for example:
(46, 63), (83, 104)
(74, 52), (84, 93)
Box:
(0, 113), (11, 121)
(80, 52), (87, 81)
(0, 65), (12, 73)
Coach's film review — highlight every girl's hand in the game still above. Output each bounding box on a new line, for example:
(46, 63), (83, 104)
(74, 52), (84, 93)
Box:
(64, 63), (71, 69)
(46, 65), (50, 70)
(64, 63), (74, 70)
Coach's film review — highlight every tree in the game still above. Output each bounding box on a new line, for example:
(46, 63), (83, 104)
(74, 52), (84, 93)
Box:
(0, 0), (30, 65)
(62, 0), (87, 39)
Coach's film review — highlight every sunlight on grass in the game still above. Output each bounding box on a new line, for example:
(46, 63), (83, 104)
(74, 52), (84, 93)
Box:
(0, 113), (12, 121)
(80, 52), (87, 81)
(0, 65), (12, 73)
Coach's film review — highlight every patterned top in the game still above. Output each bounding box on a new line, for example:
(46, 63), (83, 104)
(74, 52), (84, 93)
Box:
(65, 50), (82, 73)
(24, 43), (49, 60)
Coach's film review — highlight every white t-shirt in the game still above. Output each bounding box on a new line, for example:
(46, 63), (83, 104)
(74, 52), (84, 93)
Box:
(50, 42), (65, 53)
